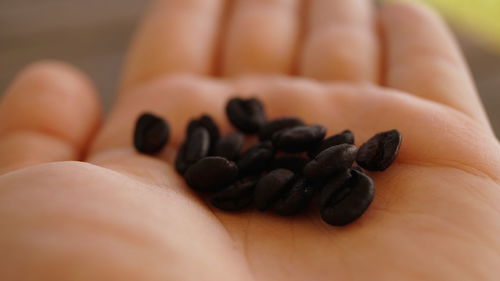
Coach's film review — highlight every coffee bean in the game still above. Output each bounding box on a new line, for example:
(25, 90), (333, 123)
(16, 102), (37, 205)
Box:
(273, 177), (315, 216)
(254, 169), (295, 211)
(237, 141), (274, 175)
(356, 129), (402, 171)
(258, 117), (304, 141)
(210, 176), (259, 211)
(184, 157), (239, 192)
(213, 133), (245, 160)
(226, 97), (267, 134)
(320, 169), (375, 226)
(303, 144), (357, 180)
(175, 127), (211, 174)
(187, 115), (220, 153)
(273, 155), (309, 174)
(133, 113), (169, 154)
(351, 166), (364, 173)
(309, 130), (354, 158)
(273, 125), (326, 153)
(319, 169), (352, 209)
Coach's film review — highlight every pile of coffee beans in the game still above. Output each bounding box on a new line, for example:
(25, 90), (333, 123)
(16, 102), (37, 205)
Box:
(133, 97), (402, 226)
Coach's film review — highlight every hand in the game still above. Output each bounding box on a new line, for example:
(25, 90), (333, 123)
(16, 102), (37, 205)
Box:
(1, 1), (499, 280)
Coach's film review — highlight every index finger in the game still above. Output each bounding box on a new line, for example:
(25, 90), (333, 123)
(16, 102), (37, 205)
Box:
(120, 0), (227, 93)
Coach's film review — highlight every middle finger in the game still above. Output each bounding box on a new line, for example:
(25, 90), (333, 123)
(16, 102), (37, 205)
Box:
(221, 0), (303, 76)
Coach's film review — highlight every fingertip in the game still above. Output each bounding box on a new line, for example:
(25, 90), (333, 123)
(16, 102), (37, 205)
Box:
(0, 60), (102, 149)
(8, 60), (99, 102)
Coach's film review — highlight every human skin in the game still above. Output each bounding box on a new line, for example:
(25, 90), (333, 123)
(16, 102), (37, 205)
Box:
(0, 1), (499, 280)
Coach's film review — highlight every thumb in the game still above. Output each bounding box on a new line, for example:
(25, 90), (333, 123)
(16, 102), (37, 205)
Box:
(0, 61), (102, 174)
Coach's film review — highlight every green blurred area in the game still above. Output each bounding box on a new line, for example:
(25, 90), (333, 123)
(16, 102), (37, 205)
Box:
(384, 0), (500, 53)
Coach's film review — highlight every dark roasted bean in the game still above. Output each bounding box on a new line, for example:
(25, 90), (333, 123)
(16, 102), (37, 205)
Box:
(210, 176), (259, 211)
(258, 117), (304, 141)
(237, 141), (274, 175)
(187, 115), (220, 153)
(273, 125), (326, 153)
(351, 166), (364, 173)
(254, 169), (295, 211)
(303, 144), (357, 180)
(356, 129), (402, 171)
(273, 155), (309, 174)
(226, 97), (267, 134)
(213, 133), (245, 160)
(319, 169), (352, 209)
(184, 157), (239, 192)
(320, 169), (375, 226)
(309, 130), (354, 158)
(175, 127), (211, 174)
(273, 177), (315, 216)
(133, 113), (169, 154)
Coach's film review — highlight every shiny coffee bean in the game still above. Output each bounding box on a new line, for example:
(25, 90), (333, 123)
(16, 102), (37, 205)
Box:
(356, 129), (402, 171)
(319, 169), (352, 209)
(237, 141), (274, 175)
(273, 125), (327, 153)
(210, 176), (259, 211)
(184, 156), (239, 192)
(273, 155), (309, 174)
(303, 144), (357, 180)
(351, 166), (364, 173)
(309, 130), (354, 158)
(134, 113), (170, 154)
(213, 133), (245, 160)
(273, 177), (315, 216)
(254, 169), (295, 211)
(175, 127), (211, 174)
(320, 169), (375, 226)
(258, 117), (304, 141)
(187, 115), (220, 153)
(226, 97), (267, 134)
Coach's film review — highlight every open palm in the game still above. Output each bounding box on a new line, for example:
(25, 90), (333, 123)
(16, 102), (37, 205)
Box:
(1, 1), (499, 280)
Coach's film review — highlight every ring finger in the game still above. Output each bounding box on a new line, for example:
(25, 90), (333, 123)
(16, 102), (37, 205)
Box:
(299, 0), (380, 82)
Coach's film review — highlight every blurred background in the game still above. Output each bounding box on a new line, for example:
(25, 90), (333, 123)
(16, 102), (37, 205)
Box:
(0, 0), (499, 136)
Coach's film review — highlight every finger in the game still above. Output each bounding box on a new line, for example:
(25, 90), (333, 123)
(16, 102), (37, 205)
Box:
(221, 0), (302, 76)
(120, 0), (227, 92)
(299, 0), (379, 82)
(0, 61), (102, 174)
(380, 2), (490, 125)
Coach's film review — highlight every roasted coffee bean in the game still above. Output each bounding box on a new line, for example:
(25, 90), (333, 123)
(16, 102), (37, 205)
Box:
(187, 115), (220, 153)
(309, 130), (354, 158)
(351, 166), (364, 173)
(210, 176), (259, 211)
(320, 169), (375, 226)
(213, 133), (245, 160)
(226, 97), (267, 134)
(356, 129), (402, 171)
(319, 169), (353, 209)
(273, 155), (309, 174)
(184, 157), (239, 192)
(237, 141), (274, 175)
(273, 125), (326, 152)
(258, 117), (304, 141)
(273, 177), (315, 216)
(175, 127), (211, 174)
(133, 113), (170, 154)
(303, 144), (357, 180)
(254, 169), (295, 211)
